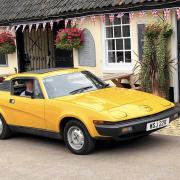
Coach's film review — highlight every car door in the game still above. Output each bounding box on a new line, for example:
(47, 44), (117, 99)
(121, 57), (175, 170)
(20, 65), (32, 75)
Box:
(8, 78), (45, 129)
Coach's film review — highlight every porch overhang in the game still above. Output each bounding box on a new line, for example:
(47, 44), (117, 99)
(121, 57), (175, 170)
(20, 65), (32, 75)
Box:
(0, 0), (179, 26)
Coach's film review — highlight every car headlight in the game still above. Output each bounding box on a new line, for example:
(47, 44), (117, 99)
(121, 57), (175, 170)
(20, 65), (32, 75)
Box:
(108, 110), (127, 119)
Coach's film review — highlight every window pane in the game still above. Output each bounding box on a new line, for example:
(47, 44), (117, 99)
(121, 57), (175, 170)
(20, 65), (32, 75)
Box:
(108, 40), (115, 50)
(116, 39), (123, 50)
(106, 27), (113, 38)
(105, 13), (131, 66)
(0, 54), (7, 65)
(117, 52), (124, 62)
(34, 80), (43, 99)
(122, 14), (129, 24)
(122, 26), (130, 37)
(114, 17), (121, 25)
(125, 51), (131, 63)
(114, 26), (121, 37)
(108, 52), (115, 63)
(124, 39), (131, 50)
(105, 16), (110, 26)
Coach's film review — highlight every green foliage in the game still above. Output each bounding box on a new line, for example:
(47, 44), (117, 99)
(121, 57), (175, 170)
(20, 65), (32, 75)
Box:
(0, 43), (16, 54)
(0, 32), (16, 54)
(139, 22), (173, 98)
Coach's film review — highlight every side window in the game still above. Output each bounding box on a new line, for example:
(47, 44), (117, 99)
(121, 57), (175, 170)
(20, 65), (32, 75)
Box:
(12, 79), (27, 96)
(34, 80), (43, 99)
(11, 78), (43, 99)
(0, 54), (7, 66)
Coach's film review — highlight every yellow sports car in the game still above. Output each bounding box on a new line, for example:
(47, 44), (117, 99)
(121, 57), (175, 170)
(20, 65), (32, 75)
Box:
(0, 68), (179, 154)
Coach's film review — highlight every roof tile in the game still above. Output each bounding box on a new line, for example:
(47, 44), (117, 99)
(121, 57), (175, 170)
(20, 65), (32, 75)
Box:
(0, 0), (175, 24)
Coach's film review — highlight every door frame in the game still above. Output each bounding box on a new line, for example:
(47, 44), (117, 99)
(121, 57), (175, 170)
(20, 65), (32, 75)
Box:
(53, 22), (74, 68)
(16, 28), (25, 72)
(176, 14), (180, 102)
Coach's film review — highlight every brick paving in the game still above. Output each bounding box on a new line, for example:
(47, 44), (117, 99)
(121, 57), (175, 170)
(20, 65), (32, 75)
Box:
(158, 118), (180, 136)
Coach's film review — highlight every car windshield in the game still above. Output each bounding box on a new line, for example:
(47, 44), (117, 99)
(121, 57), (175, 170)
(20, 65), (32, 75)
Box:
(43, 71), (109, 98)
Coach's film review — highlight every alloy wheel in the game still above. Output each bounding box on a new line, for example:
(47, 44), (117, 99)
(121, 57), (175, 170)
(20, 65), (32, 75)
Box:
(67, 126), (85, 150)
(0, 117), (3, 135)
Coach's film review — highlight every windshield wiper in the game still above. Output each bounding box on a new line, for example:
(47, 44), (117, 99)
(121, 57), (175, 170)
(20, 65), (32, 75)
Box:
(69, 86), (93, 95)
(101, 83), (110, 88)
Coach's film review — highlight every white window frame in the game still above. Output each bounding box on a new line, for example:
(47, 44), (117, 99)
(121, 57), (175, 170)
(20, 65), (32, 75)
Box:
(0, 54), (8, 67)
(102, 15), (133, 73)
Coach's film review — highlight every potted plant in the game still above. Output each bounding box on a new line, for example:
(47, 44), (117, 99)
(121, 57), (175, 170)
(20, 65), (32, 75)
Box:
(135, 22), (173, 99)
(0, 32), (16, 54)
(55, 27), (84, 50)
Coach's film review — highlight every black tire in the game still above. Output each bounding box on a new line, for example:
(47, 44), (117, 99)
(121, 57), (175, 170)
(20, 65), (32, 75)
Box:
(63, 120), (96, 155)
(0, 115), (11, 139)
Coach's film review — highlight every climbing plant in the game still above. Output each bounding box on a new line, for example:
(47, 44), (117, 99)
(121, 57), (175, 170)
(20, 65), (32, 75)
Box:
(138, 22), (173, 98)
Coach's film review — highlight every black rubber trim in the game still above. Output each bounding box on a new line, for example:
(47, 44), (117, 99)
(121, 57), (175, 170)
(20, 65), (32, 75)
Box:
(9, 125), (62, 139)
(95, 107), (180, 137)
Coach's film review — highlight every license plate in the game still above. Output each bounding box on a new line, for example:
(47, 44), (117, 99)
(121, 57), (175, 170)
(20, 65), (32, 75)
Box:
(146, 118), (170, 131)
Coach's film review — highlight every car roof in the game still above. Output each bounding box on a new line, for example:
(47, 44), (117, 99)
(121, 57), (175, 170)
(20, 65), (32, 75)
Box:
(5, 68), (84, 80)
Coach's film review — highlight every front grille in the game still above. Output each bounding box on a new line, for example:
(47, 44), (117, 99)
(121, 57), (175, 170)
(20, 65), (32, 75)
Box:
(116, 131), (151, 140)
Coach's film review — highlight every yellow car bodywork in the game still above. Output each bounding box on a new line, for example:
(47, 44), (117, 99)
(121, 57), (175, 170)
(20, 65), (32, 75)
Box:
(0, 68), (177, 138)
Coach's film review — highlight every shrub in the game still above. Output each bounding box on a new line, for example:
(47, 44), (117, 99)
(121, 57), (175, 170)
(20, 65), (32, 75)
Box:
(0, 32), (16, 54)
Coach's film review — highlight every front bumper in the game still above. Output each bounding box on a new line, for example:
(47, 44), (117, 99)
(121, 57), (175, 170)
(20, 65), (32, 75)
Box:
(95, 107), (180, 138)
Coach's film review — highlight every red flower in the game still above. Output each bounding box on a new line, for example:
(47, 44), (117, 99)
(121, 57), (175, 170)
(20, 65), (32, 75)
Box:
(0, 32), (16, 54)
(55, 27), (84, 49)
(0, 32), (15, 45)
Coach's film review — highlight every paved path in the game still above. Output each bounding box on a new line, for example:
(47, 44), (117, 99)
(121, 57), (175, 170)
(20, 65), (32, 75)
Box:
(0, 133), (180, 180)
(159, 118), (180, 136)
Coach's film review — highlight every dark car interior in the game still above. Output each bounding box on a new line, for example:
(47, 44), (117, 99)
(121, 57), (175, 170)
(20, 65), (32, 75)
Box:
(0, 77), (5, 83)
(12, 79), (28, 96)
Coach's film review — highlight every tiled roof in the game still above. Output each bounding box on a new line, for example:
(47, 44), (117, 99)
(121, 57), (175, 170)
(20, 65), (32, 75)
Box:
(0, 0), (179, 25)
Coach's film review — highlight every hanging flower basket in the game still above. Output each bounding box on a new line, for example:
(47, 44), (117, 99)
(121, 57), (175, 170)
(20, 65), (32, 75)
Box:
(0, 32), (16, 54)
(145, 23), (173, 39)
(55, 28), (84, 50)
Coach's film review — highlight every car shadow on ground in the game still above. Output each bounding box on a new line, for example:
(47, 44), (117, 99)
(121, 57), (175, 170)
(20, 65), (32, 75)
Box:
(9, 132), (175, 155)
(95, 134), (170, 153)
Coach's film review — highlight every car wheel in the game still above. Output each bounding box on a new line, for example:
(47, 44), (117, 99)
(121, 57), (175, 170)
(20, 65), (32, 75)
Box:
(0, 115), (11, 139)
(64, 120), (96, 155)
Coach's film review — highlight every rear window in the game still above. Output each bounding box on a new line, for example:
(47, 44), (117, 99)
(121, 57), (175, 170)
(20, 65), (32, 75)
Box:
(0, 80), (10, 91)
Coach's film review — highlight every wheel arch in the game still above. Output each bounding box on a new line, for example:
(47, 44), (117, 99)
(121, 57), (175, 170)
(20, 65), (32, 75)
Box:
(59, 117), (84, 137)
(58, 112), (101, 138)
(0, 107), (5, 119)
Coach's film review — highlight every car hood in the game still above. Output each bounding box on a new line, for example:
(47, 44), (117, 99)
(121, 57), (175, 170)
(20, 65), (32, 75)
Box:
(54, 87), (174, 120)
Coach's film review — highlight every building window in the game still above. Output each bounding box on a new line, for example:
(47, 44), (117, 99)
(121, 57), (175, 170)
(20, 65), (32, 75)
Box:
(105, 14), (131, 67)
(0, 54), (7, 66)
(137, 24), (145, 61)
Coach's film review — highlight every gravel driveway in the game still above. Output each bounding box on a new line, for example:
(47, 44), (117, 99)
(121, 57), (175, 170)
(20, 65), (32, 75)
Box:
(0, 133), (180, 180)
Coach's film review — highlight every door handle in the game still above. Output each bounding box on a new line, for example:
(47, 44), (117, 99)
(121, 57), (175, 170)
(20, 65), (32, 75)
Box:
(9, 99), (15, 104)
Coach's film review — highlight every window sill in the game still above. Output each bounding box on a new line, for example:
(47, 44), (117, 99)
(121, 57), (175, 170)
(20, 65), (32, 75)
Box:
(103, 64), (133, 73)
(0, 65), (8, 67)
